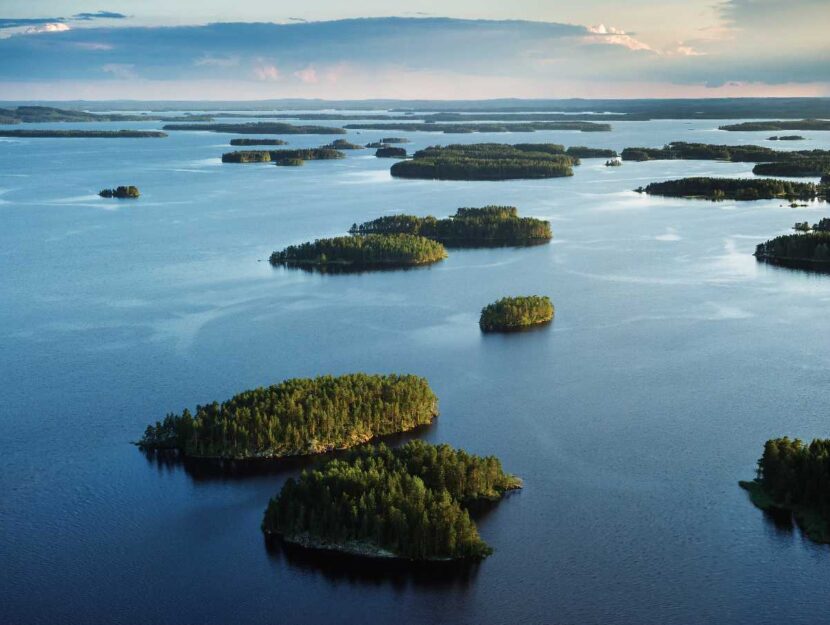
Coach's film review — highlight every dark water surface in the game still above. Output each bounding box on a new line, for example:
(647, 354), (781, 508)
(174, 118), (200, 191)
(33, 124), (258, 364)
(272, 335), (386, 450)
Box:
(2, 117), (830, 624)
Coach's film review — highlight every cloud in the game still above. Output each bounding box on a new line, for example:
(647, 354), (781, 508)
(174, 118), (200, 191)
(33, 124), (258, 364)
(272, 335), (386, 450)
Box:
(21, 23), (71, 35)
(293, 66), (318, 83)
(101, 63), (137, 79)
(253, 63), (280, 81)
(585, 24), (653, 52)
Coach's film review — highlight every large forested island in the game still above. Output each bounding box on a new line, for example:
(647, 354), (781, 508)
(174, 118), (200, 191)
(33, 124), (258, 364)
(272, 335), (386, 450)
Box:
(390, 143), (576, 181)
(99, 186), (140, 199)
(270, 234), (447, 270)
(322, 139), (365, 150)
(229, 138), (288, 146)
(222, 148), (344, 163)
(752, 159), (830, 178)
(740, 437), (830, 543)
(720, 120), (830, 132)
(638, 177), (823, 201)
(350, 206), (552, 247)
(138, 374), (438, 459)
(755, 227), (830, 269)
(343, 121), (611, 133)
(479, 296), (554, 332)
(162, 122), (345, 135)
(0, 129), (167, 138)
(262, 440), (521, 560)
(565, 146), (618, 158)
(621, 141), (830, 164)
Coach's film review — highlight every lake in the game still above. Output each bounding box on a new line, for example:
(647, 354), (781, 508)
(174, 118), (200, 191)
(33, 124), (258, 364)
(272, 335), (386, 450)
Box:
(2, 116), (829, 625)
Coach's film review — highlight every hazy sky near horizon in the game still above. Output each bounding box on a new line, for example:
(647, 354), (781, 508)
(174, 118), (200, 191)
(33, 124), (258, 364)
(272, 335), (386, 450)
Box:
(0, 0), (828, 100)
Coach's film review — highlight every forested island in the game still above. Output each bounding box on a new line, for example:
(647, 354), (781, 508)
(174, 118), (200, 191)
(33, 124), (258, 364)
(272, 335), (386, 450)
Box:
(720, 120), (830, 132)
(229, 138), (288, 146)
(638, 177), (823, 201)
(0, 105), (194, 124)
(769, 136), (805, 141)
(270, 234), (447, 270)
(222, 148), (344, 163)
(322, 139), (365, 150)
(376, 146), (407, 158)
(479, 296), (554, 332)
(390, 143), (576, 181)
(138, 374), (438, 459)
(350, 206), (552, 247)
(621, 141), (830, 163)
(99, 186), (140, 199)
(343, 121), (611, 133)
(162, 122), (345, 135)
(565, 146), (618, 158)
(262, 440), (521, 560)
(0, 130), (167, 138)
(740, 437), (830, 543)
(382, 137), (409, 143)
(606, 159), (622, 167)
(752, 159), (830, 177)
(755, 224), (830, 269)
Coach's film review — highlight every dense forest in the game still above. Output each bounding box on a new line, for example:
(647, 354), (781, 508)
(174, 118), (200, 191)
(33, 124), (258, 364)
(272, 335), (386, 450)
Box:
(99, 186), (140, 199)
(139, 374), (438, 459)
(222, 148), (345, 163)
(565, 146), (618, 158)
(263, 440), (521, 560)
(720, 120), (830, 131)
(343, 121), (611, 133)
(0, 105), (211, 124)
(270, 234), (447, 269)
(768, 136), (805, 141)
(322, 139), (365, 150)
(755, 230), (830, 268)
(621, 142), (830, 163)
(639, 177), (823, 201)
(752, 159), (830, 177)
(229, 138), (287, 146)
(350, 206), (552, 247)
(390, 143), (576, 181)
(275, 158), (304, 167)
(382, 137), (409, 143)
(162, 122), (345, 135)
(479, 296), (554, 332)
(0, 130), (167, 138)
(740, 437), (830, 542)
(376, 147), (407, 158)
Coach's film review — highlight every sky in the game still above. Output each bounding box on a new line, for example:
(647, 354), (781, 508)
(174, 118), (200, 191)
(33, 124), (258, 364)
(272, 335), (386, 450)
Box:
(0, 0), (828, 100)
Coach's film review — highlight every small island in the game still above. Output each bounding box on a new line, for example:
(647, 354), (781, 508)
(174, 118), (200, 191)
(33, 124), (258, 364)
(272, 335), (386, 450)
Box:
(740, 437), (830, 543)
(321, 139), (365, 150)
(755, 221), (830, 269)
(0, 130), (167, 138)
(565, 146), (618, 158)
(390, 143), (576, 181)
(381, 137), (409, 144)
(479, 295), (554, 332)
(720, 119), (830, 132)
(638, 177), (823, 201)
(262, 440), (521, 560)
(99, 186), (140, 199)
(222, 148), (345, 163)
(605, 159), (622, 167)
(270, 233), (447, 270)
(375, 146), (407, 158)
(229, 138), (288, 146)
(138, 373), (438, 459)
(162, 122), (345, 135)
(768, 135), (805, 141)
(752, 159), (830, 177)
(350, 206), (552, 247)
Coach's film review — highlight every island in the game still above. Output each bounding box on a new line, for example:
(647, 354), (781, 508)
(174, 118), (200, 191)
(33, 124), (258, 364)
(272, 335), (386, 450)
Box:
(637, 177), (823, 201)
(390, 143), (576, 181)
(621, 141), (830, 164)
(752, 159), (830, 177)
(343, 121), (611, 133)
(0, 105), (199, 124)
(138, 373), (438, 459)
(162, 122), (345, 135)
(262, 440), (521, 560)
(375, 146), (407, 158)
(99, 186), (140, 199)
(381, 137), (409, 143)
(720, 120), (830, 132)
(350, 206), (552, 247)
(769, 135), (806, 141)
(479, 295), (554, 332)
(229, 138), (288, 146)
(270, 234), (447, 270)
(321, 139), (365, 150)
(740, 437), (830, 543)
(0, 130), (167, 138)
(755, 224), (830, 269)
(606, 159), (622, 167)
(222, 148), (345, 163)
(565, 146), (618, 158)
(275, 158), (304, 167)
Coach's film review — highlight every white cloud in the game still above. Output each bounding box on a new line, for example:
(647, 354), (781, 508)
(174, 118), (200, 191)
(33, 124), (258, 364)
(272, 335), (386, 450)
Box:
(293, 66), (318, 83)
(585, 24), (653, 52)
(253, 63), (280, 81)
(21, 23), (70, 35)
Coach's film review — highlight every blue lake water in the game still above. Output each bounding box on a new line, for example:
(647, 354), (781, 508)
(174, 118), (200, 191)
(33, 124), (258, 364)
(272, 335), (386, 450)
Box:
(2, 117), (830, 624)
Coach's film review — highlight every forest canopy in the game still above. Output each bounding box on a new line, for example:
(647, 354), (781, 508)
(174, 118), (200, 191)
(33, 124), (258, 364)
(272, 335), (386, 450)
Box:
(343, 121), (611, 133)
(638, 177), (824, 201)
(0, 130), (167, 138)
(479, 296), (554, 332)
(755, 230), (830, 269)
(720, 120), (830, 131)
(263, 440), (521, 560)
(621, 142), (830, 164)
(222, 148), (345, 163)
(138, 374), (439, 459)
(162, 122), (345, 135)
(350, 206), (552, 247)
(99, 186), (140, 199)
(229, 138), (288, 146)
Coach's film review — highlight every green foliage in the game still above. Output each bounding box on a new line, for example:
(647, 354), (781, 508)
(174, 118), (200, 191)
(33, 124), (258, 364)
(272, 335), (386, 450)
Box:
(479, 296), (554, 332)
(565, 146), (618, 158)
(275, 158), (304, 167)
(641, 177), (821, 201)
(99, 186), (140, 199)
(343, 121), (611, 133)
(162, 122), (345, 135)
(376, 147), (407, 158)
(382, 137), (409, 143)
(222, 148), (345, 163)
(720, 120), (830, 131)
(263, 440), (521, 560)
(229, 138), (287, 146)
(621, 141), (830, 164)
(322, 139), (365, 150)
(753, 159), (830, 177)
(605, 159), (622, 167)
(755, 230), (830, 267)
(768, 136), (805, 141)
(390, 143), (576, 181)
(350, 206), (552, 247)
(0, 130), (167, 138)
(270, 234), (447, 269)
(139, 374), (439, 459)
